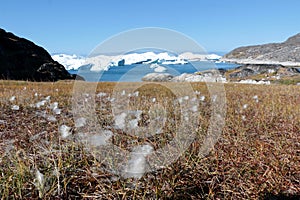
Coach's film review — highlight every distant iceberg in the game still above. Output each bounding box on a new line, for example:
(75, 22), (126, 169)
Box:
(53, 52), (222, 72)
(52, 54), (86, 70)
(150, 63), (167, 72)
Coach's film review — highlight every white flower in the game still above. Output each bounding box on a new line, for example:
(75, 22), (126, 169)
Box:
(253, 95), (259, 103)
(35, 169), (45, 198)
(195, 90), (201, 95)
(199, 96), (205, 101)
(59, 125), (72, 138)
(97, 92), (107, 97)
(9, 96), (16, 102)
(123, 144), (153, 179)
(242, 115), (246, 121)
(36, 100), (47, 108)
(75, 117), (87, 128)
(11, 105), (19, 110)
(183, 96), (189, 101)
(45, 96), (51, 101)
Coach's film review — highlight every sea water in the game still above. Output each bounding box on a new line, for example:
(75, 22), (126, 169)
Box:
(68, 61), (238, 82)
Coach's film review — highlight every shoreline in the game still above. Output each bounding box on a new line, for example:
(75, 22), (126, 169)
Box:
(220, 58), (300, 67)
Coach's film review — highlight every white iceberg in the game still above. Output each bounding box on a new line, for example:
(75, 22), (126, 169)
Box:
(52, 54), (86, 70)
(150, 63), (167, 72)
(53, 52), (222, 72)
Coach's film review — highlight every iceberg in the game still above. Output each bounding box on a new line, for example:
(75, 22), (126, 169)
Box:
(150, 63), (167, 72)
(52, 54), (86, 70)
(53, 52), (222, 72)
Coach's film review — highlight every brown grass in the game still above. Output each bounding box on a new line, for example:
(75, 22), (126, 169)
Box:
(0, 80), (299, 199)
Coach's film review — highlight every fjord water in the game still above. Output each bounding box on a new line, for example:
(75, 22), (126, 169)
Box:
(68, 61), (237, 82)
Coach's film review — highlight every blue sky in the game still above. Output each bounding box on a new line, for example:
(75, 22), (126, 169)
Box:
(1, 0), (300, 55)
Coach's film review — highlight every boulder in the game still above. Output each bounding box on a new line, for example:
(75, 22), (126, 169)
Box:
(0, 28), (83, 81)
(142, 73), (174, 82)
(228, 64), (300, 78)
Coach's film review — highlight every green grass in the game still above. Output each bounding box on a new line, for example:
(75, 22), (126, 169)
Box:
(0, 80), (299, 199)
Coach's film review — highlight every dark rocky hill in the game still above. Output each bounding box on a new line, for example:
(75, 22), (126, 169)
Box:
(0, 28), (82, 81)
(223, 33), (300, 63)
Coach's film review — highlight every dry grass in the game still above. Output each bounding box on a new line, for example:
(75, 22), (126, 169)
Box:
(0, 80), (299, 199)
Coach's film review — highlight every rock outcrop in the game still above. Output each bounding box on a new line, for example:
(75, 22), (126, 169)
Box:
(228, 64), (300, 79)
(223, 33), (300, 65)
(141, 73), (174, 82)
(0, 28), (82, 81)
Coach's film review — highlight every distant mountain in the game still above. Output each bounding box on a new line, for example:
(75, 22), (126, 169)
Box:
(222, 33), (300, 66)
(0, 28), (81, 81)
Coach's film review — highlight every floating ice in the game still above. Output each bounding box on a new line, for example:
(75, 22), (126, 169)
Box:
(52, 53), (86, 70)
(150, 63), (167, 72)
(59, 125), (72, 138)
(11, 105), (19, 110)
(123, 144), (153, 179)
(75, 117), (87, 128)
